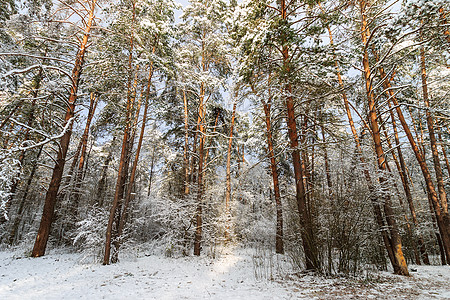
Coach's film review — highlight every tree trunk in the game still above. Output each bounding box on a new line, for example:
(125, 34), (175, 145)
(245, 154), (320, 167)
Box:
(194, 83), (205, 256)
(250, 78), (284, 254)
(262, 94), (284, 254)
(420, 40), (449, 217)
(359, 0), (409, 275)
(375, 53), (430, 265)
(380, 120), (422, 265)
(321, 5), (400, 273)
(428, 192), (448, 265)
(115, 62), (154, 257)
(31, 1), (96, 257)
(224, 99), (237, 240)
(70, 92), (98, 222)
(279, 0), (318, 270)
(104, 1), (137, 264)
(109, 73), (141, 264)
(183, 89), (190, 195)
(390, 90), (450, 264)
(9, 146), (43, 244)
(104, 100), (133, 265)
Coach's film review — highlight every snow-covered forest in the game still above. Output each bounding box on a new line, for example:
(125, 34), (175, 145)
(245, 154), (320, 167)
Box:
(1, 0), (450, 298)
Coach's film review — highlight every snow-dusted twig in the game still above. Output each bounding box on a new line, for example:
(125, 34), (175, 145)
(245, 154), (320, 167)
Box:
(0, 53), (74, 65)
(9, 118), (51, 138)
(5, 117), (75, 153)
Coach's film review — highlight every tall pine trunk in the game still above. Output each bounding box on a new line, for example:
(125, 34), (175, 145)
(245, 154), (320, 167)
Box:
(260, 88), (284, 254)
(31, 0), (97, 257)
(322, 6), (398, 273)
(359, 0), (409, 275)
(278, 0), (318, 271)
(420, 40), (449, 217)
(183, 90), (190, 195)
(375, 56), (430, 265)
(224, 99), (237, 240)
(115, 61), (154, 257)
(69, 92), (98, 222)
(194, 83), (205, 256)
(104, 1), (137, 264)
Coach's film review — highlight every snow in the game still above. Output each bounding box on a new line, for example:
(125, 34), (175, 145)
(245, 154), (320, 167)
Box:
(1, 248), (450, 299)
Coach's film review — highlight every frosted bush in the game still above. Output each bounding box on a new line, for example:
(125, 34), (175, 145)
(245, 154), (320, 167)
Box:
(0, 151), (21, 221)
(72, 206), (108, 263)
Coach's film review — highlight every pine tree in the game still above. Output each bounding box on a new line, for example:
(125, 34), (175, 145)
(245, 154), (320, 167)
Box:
(32, 0), (100, 257)
(103, 0), (177, 264)
(177, 0), (231, 256)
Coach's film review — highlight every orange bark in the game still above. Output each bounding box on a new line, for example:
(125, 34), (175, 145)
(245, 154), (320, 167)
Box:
(224, 99), (237, 240)
(194, 83), (205, 256)
(104, 0), (137, 264)
(280, 0), (318, 270)
(32, 0), (97, 257)
(321, 5), (399, 272)
(252, 82), (284, 254)
(419, 40), (448, 216)
(70, 93), (98, 217)
(183, 90), (190, 195)
(359, 0), (409, 275)
(116, 62), (154, 249)
(373, 49), (430, 265)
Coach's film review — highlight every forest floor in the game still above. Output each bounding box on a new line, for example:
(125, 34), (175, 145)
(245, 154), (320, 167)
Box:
(0, 247), (449, 299)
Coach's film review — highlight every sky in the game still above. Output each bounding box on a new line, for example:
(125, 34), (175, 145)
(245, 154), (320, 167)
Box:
(174, 0), (189, 22)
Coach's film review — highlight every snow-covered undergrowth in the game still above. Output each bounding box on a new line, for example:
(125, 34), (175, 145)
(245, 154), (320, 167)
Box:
(0, 247), (449, 299)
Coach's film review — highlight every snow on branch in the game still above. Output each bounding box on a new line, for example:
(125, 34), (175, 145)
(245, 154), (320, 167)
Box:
(1, 64), (42, 77)
(6, 117), (75, 153)
(1, 64), (74, 82)
(0, 53), (74, 65)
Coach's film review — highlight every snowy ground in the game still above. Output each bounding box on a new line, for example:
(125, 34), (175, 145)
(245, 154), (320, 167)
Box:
(0, 248), (449, 299)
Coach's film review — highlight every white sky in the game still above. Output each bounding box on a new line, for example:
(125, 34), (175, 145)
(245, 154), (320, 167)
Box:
(176, 0), (190, 6)
(174, 0), (188, 22)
